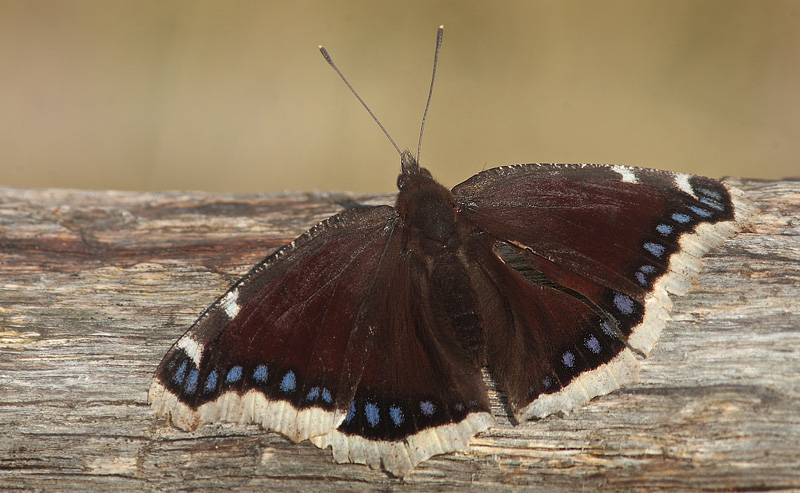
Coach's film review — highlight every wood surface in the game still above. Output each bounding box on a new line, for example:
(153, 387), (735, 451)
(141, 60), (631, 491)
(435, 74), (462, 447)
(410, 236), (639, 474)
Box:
(1, 177), (798, 491)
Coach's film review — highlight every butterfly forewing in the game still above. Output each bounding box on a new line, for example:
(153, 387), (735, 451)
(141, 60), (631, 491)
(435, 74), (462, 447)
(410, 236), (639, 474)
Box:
(453, 163), (750, 355)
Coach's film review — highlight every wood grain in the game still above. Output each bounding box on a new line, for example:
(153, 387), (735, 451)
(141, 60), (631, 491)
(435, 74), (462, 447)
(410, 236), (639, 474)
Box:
(1, 178), (798, 490)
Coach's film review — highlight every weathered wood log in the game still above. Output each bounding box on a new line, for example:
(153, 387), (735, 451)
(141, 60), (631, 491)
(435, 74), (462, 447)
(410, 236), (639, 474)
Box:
(1, 178), (798, 490)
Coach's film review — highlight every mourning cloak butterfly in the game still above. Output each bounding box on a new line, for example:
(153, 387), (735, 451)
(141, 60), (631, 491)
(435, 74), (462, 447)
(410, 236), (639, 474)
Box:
(149, 27), (754, 477)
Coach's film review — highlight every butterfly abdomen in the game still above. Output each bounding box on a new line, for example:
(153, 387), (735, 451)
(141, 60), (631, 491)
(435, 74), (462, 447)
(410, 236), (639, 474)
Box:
(427, 253), (486, 365)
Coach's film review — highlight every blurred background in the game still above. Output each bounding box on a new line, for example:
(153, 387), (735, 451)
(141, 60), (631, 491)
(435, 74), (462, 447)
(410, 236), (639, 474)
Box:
(1, 1), (797, 195)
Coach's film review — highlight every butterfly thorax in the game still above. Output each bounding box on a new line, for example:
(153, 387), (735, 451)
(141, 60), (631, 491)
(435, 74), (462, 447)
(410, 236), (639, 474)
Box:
(396, 165), (462, 251)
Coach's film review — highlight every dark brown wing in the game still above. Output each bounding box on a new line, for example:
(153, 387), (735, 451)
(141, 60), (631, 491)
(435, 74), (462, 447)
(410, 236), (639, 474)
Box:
(312, 245), (495, 476)
(149, 206), (403, 438)
(453, 163), (753, 420)
(149, 204), (493, 477)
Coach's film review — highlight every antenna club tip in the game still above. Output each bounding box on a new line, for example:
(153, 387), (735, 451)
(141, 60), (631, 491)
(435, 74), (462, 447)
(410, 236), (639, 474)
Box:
(438, 25), (444, 29)
(318, 45), (332, 62)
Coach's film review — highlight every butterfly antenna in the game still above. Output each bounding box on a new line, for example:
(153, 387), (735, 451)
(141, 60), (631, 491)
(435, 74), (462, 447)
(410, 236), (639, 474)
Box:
(318, 45), (402, 158)
(417, 25), (444, 166)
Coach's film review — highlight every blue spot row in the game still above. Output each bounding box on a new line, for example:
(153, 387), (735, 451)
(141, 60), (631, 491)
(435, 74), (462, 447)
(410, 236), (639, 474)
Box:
(700, 197), (724, 211)
(169, 358), (208, 396)
(656, 223), (674, 236)
(696, 186), (723, 201)
(169, 359), (336, 404)
(305, 386), (333, 404)
(342, 399), (441, 428)
(634, 182), (728, 295)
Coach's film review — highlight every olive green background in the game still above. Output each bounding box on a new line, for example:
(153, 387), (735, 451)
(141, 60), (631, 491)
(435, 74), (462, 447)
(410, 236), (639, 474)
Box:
(1, 1), (797, 194)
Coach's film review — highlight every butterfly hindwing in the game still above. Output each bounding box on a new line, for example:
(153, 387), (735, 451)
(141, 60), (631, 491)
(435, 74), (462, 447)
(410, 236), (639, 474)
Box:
(312, 249), (494, 475)
(463, 235), (637, 421)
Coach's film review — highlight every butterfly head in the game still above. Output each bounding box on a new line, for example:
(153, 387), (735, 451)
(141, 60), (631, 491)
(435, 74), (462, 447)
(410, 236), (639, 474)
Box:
(397, 150), (432, 189)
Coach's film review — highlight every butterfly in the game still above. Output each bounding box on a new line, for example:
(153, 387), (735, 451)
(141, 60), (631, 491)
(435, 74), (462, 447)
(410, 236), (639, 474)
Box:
(148, 27), (753, 477)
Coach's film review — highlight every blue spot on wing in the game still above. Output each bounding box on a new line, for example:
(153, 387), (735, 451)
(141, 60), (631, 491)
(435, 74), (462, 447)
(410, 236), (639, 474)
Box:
(280, 371), (296, 393)
(700, 196), (725, 211)
(321, 388), (332, 404)
(635, 264), (657, 286)
(184, 369), (199, 394)
(365, 402), (380, 427)
(306, 387), (320, 401)
(226, 366), (242, 383)
(204, 370), (218, 394)
(697, 187), (723, 200)
(689, 205), (712, 218)
(252, 365), (268, 383)
(419, 400), (436, 417)
(172, 360), (188, 385)
(614, 292), (636, 315)
(643, 242), (666, 258)
(389, 405), (404, 426)
(656, 223), (673, 236)
(585, 335), (601, 354)
(672, 212), (692, 224)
